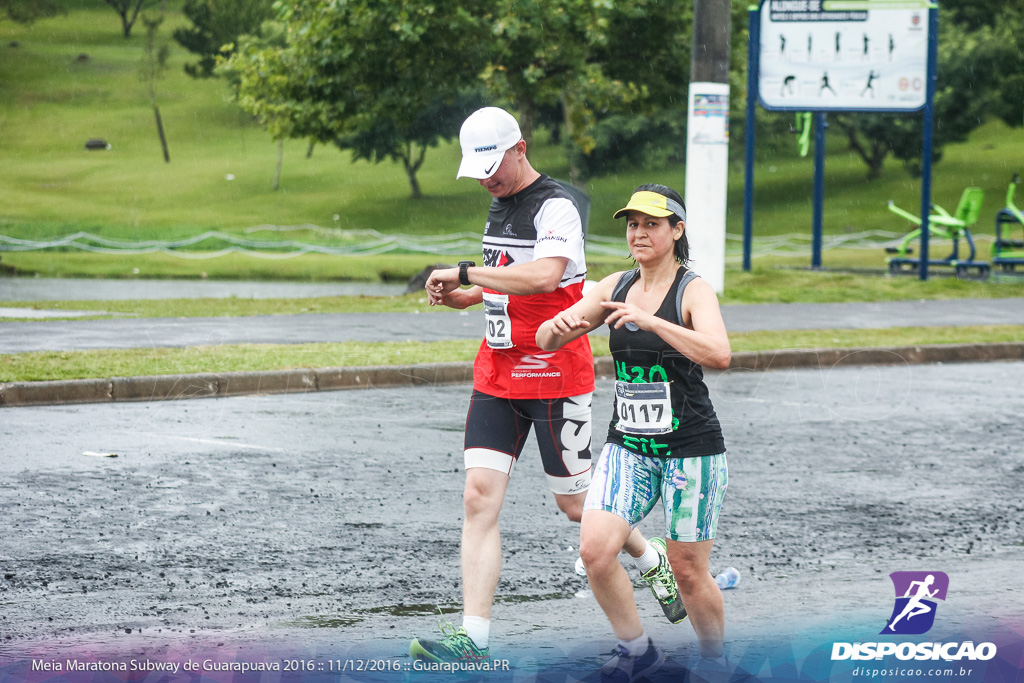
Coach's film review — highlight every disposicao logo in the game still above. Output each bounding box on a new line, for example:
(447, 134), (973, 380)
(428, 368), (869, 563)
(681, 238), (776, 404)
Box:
(883, 571), (948, 635)
(831, 571), (997, 663)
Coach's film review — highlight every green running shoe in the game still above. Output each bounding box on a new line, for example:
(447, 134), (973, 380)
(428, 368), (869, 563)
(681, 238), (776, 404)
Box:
(641, 537), (688, 624)
(410, 621), (490, 663)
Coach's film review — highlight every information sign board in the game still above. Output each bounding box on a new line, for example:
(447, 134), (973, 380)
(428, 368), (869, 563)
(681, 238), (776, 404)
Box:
(757, 0), (932, 111)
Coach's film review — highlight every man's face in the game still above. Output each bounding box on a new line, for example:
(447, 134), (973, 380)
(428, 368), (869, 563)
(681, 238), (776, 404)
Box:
(478, 145), (524, 198)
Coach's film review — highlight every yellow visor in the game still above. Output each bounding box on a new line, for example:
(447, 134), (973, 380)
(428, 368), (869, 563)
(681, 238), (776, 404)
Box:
(613, 191), (686, 221)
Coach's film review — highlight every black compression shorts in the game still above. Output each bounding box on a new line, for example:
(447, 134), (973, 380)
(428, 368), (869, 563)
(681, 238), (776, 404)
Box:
(463, 389), (593, 495)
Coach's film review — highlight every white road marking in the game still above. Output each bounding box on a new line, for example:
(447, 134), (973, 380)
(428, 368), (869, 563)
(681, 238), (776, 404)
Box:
(139, 433), (285, 452)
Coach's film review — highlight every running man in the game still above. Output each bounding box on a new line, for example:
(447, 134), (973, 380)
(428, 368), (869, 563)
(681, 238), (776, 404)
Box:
(409, 107), (684, 664)
(887, 574), (939, 632)
(861, 70), (878, 98)
(820, 72), (837, 96)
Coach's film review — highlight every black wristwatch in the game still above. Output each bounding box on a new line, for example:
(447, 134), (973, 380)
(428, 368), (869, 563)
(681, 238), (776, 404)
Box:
(458, 261), (475, 286)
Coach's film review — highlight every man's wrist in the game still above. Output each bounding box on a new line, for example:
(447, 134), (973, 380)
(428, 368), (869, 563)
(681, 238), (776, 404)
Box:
(458, 261), (476, 286)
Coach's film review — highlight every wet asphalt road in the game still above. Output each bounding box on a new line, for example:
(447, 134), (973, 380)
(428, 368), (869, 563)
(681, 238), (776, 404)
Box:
(1, 361), (1021, 669)
(2, 298), (1023, 353)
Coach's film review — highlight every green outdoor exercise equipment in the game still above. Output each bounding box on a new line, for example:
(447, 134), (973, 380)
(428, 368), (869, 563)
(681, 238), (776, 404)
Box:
(792, 112), (812, 158)
(992, 173), (1024, 272)
(886, 186), (990, 277)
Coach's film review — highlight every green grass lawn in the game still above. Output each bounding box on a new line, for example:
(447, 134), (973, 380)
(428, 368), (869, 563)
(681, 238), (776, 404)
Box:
(2, 325), (1020, 383)
(2, 4), (1024, 276)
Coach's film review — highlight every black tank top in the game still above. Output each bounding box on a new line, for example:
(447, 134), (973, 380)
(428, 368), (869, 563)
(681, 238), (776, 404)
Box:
(605, 267), (727, 459)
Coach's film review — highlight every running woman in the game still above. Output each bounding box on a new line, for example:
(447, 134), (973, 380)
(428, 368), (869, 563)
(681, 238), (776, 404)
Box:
(410, 111), (684, 665)
(537, 183), (732, 681)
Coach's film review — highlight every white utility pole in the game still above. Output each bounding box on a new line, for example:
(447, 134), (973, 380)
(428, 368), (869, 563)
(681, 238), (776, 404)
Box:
(684, 0), (732, 293)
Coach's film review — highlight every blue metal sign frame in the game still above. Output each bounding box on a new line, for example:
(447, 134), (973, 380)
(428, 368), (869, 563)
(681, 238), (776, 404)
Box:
(743, 0), (939, 279)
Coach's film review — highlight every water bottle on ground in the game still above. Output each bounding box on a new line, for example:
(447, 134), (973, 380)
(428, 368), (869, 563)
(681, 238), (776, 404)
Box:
(714, 567), (740, 590)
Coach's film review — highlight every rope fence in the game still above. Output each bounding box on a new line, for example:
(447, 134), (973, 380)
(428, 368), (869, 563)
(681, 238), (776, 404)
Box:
(0, 226), (905, 261)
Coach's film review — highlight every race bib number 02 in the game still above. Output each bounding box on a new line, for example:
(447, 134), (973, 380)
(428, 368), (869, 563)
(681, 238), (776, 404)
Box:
(614, 381), (672, 435)
(483, 292), (513, 349)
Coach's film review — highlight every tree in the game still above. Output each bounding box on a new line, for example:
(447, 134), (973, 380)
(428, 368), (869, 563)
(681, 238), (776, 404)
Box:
(221, 0), (489, 198)
(338, 91), (486, 198)
(979, 13), (1024, 129)
(104, 0), (158, 38)
(173, 0), (274, 78)
(0, 0), (61, 24)
(937, 0), (1019, 33)
(481, 0), (596, 150)
(478, 0), (697, 183)
(140, 14), (170, 162)
(570, 0), (699, 179)
(832, 13), (1023, 180)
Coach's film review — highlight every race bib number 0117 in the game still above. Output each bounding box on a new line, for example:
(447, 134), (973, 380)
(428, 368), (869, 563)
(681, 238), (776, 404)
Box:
(483, 293), (513, 349)
(614, 381), (672, 435)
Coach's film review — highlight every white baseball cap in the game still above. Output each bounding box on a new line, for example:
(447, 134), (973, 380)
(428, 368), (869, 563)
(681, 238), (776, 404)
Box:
(456, 107), (522, 179)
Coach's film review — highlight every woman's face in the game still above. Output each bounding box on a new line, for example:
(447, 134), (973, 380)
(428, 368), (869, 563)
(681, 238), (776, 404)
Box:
(625, 210), (683, 263)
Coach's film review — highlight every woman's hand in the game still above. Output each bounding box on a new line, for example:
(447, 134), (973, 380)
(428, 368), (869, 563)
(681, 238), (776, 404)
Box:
(601, 300), (659, 331)
(547, 310), (592, 337)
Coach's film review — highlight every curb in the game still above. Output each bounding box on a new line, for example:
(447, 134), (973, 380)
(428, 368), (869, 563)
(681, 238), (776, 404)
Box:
(2, 343), (1022, 408)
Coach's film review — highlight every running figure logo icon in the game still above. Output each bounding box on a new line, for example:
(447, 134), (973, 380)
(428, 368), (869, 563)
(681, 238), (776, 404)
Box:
(882, 571), (949, 635)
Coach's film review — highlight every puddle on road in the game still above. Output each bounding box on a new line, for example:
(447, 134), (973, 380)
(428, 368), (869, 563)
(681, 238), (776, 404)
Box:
(362, 602), (460, 618)
(0, 307), (109, 319)
(284, 615), (364, 629)
(0, 626), (251, 660)
(496, 592), (577, 605)
(284, 593), (580, 629)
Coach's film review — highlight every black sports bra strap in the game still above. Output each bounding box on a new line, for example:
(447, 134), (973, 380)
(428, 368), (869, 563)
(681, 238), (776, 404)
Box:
(611, 267), (699, 326)
(674, 269), (699, 325)
(611, 268), (641, 302)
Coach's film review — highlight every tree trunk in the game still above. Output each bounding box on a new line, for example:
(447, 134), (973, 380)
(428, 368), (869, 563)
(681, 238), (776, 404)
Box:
(403, 143), (427, 199)
(120, 0), (147, 38)
(273, 139), (284, 190)
(405, 164), (422, 199)
(835, 117), (889, 180)
(153, 105), (170, 162)
(306, 141), (315, 159)
(866, 154), (885, 180)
